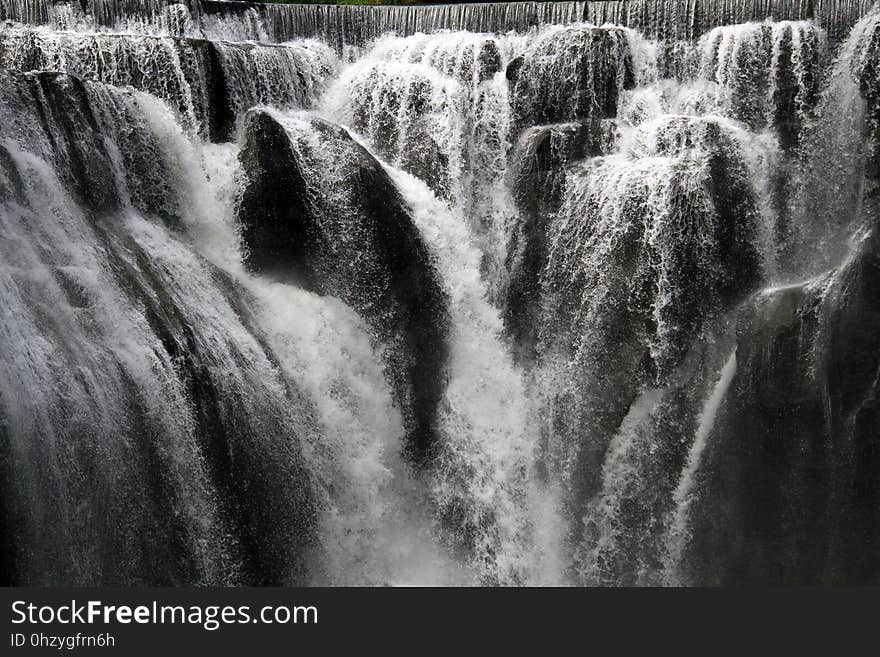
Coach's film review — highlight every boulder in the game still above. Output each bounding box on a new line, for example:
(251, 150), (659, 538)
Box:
(683, 228), (880, 584)
(237, 110), (450, 466)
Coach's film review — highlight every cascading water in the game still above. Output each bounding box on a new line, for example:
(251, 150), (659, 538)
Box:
(0, 27), (339, 140)
(2, 0), (880, 587)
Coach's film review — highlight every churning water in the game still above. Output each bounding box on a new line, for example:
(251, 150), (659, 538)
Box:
(2, 0), (880, 586)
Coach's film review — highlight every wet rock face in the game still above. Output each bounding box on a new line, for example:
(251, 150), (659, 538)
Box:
(511, 120), (617, 215)
(237, 110), (449, 467)
(0, 72), (319, 586)
(237, 110), (314, 281)
(674, 33), (880, 584)
(505, 55), (525, 83)
(504, 119), (617, 360)
(527, 115), (768, 540)
(178, 38), (236, 143)
(540, 116), (765, 382)
(397, 117), (450, 199)
(855, 19), (880, 178)
(0, 70), (188, 223)
(345, 65), (454, 199)
(0, 71), (194, 225)
(4, 72), (121, 214)
(477, 38), (503, 82)
(697, 21), (825, 150)
(113, 244), (319, 587)
(770, 24), (822, 150)
(508, 26), (635, 133)
(683, 229), (880, 585)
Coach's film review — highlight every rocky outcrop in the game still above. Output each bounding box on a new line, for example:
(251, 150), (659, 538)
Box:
(345, 65), (453, 199)
(534, 115), (766, 542)
(0, 70), (193, 224)
(508, 26), (635, 133)
(504, 119), (616, 360)
(673, 20), (880, 585)
(0, 72), (121, 214)
(682, 227), (880, 584)
(113, 242), (318, 586)
(237, 110), (449, 467)
(697, 21), (823, 150)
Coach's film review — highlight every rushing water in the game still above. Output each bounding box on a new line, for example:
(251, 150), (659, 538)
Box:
(1, 0), (880, 586)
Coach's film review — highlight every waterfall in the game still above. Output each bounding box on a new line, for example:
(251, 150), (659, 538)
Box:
(2, 0), (880, 587)
(663, 349), (737, 584)
(0, 73), (317, 584)
(782, 9), (878, 276)
(384, 166), (546, 585)
(2, 1), (873, 44)
(193, 142), (465, 586)
(0, 27), (339, 140)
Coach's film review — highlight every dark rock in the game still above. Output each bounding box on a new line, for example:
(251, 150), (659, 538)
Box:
(399, 117), (451, 199)
(237, 111), (314, 281)
(508, 27), (634, 134)
(237, 110), (449, 467)
(175, 38), (236, 143)
(27, 72), (120, 214)
(504, 119), (616, 361)
(684, 229), (880, 584)
(530, 116), (765, 548)
(505, 55), (524, 83)
(477, 39), (502, 82)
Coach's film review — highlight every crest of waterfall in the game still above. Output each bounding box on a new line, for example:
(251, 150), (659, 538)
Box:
(3, 0), (880, 587)
(1, 1), (874, 45)
(0, 0), (197, 35)
(0, 26), (339, 140)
